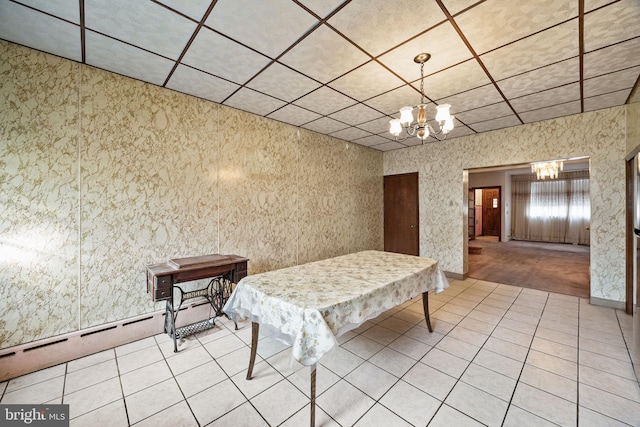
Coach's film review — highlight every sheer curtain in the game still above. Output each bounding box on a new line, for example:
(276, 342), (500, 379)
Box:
(511, 170), (590, 244)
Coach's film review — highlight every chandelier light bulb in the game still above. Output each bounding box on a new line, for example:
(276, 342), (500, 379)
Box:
(389, 119), (402, 137)
(399, 106), (414, 125)
(435, 104), (451, 122)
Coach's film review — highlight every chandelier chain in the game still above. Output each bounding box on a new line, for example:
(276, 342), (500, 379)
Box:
(420, 61), (425, 105)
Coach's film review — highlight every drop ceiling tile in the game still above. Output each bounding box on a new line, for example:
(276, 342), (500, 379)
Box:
(353, 134), (392, 147)
(330, 126), (372, 141)
(247, 62), (321, 102)
(181, 27), (272, 84)
(583, 37), (640, 79)
(455, 0), (577, 55)
(371, 141), (407, 151)
(328, 103), (384, 126)
(584, 66), (640, 98)
(166, 65), (240, 103)
(267, 104), (322, 127)
(378, 21), (473, 82)
(584, 0), (616, 12)
(327, 0), (446, 57)
(294, 86), (356, 115)
(364, 85), (422, 115)
(497, 57), (579, 99)
(205, 0), (318, 59)
(157, 0), (212, 21)
(0, 1), (81, 61)
(456, 102), (513, 124)
(302, 117), (349, 134)
(444, 123), (476, 139)
(328, 61), (405, 102)
(583, 0), (640, 53)
(510, 83), (580, 113)
(18, 0), (80, 23)
(421, 59), (491, 101)
(223, 88), (287, 116)
(441, 0), (485, 16)
(85, 0), (197, 60)
(470, 115), (521, 133)
(297, 0), (347, 18)
(85, 30), (174, 86)
(584, 89), (632, 112)
(437, 84), (504, 114)
(279, 25), (370, 83)
(519, 100), (581, 123)
(480, 20), (579, 81)
(357, 117), (394, 135)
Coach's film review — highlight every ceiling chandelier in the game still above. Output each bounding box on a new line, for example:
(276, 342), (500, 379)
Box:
(389, 53), (454, 143)
(531, 160), (563, 179)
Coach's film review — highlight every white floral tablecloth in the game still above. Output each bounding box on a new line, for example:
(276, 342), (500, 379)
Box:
(223, 250), (449, 366)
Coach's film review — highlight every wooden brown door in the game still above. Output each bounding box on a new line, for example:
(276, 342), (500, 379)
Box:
(384, 173), (419, 255)
(482, 188), (501, 238)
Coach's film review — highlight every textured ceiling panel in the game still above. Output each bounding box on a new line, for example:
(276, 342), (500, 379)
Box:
(0, 0), (638, 151)
(328, 0), (446, 57)
(455, 0), (577, 55)
(205, 0), (318, 58)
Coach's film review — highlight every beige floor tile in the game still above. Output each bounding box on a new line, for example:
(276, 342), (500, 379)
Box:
(579, 349), (636, 381)
(520, 364), (577, 402)
(378, 315), (418, 333)
(345, 361), (397, 400)
(388, 334), (433, 360)
(369, 346), (416, 378)
(201, 333), (246, 359)
(120, 360), (172, 396)
(230, 360), (283, 399)
(69, 398), (128, 427)
(402, 362), (456, 400)
(579, 364), (640, 403)
(474, 349), (524, 379)
(5, 364), (66, 393)
(361, 324), (402, 345)
(422, 347), (470, 378)
(354, 403), (412, 426)
(379, 380), (441, 426)
(526, 350), (577, 380)
(483, 336), (529, 362)
(174, 360), (227, 398)
(131, 400), (197, 427)
(280, 404), (338, 427)
(116, 345), (164, 375)
(448, 325), (490, 347)
(498, 317), (537, 335)
(577, 406), (630, 426)
(125, 378), (183, 425)
(114, 336), (157, 358)
(502, 404), (557, 426)
(187, 378), (246, 425)
(458, 316), (496, 335)
(468, 306), (505, 322)
(579, 383), (640, 425)
(67, 349), (115, 373)
(445, 381), (509, 426)
(316, 379), (375, 427)
(64, 377), (122, 419)
(341, 335), (384, 360)
(535, 326), (578, 348)
(579, 336), (631, 362)
(531, 336), (577, 362)
(460, 363), (516, 402)
(165, 346), (213, 376)
(492, 326), (533, 347)
(319, 346), (364, 377)
(217, 345), (263, 377)
(429, 404), (485, 426)
(210, 402), (268, 427)
(512, 382), (576, 426)
(2, 375), (64, 404)
(435, 336), (480, 362)
(64, 359), (119, 394)
(288, 365), (340, 398)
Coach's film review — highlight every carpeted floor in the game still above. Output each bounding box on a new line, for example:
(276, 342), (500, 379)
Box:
(468, 237), (590, 298)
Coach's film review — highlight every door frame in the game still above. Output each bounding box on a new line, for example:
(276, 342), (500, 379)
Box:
(472, 186), (502, 241)
(384, 172), (420, 256)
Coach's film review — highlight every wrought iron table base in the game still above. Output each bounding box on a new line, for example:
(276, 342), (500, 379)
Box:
(165, 275), (238, 353)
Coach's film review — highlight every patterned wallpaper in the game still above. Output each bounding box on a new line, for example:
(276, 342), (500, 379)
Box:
(385, 106), (629, 303)
(0, 41), (383, 349)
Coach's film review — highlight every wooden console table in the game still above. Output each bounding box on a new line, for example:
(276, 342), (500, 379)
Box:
(146, 254), (248, 352)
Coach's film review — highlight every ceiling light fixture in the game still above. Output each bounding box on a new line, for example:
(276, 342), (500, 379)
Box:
(531, 160), (563, 179)
(389, 53), (454, 143)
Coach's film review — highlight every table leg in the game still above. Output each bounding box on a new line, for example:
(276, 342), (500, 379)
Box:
(246, 321), (259, 380)
(310, 365), (316, 427)
(422, 291), (433, 332)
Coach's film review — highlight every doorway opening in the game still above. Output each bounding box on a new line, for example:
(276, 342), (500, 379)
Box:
(466, 159), (591, 298)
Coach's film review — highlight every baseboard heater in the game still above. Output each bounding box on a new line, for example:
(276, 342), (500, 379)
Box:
(0, 301), (216, 382)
